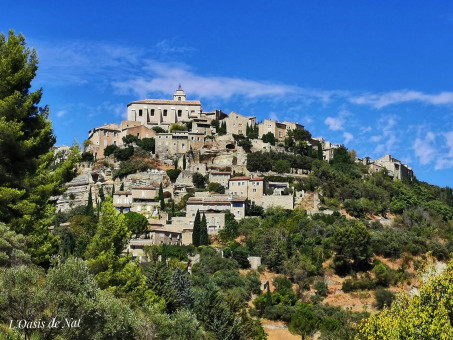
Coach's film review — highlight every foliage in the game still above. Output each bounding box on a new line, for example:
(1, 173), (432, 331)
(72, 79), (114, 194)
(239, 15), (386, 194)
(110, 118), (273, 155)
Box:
(199, 214), (209, 246)
(273, 159), (291, 173)
(137, 137), (155, 152)
(357, 259), (453, 339)
(122, 134), (139, 145)
(192, 210), (201, 247)
(103, 144), (119, 157)
(262, 132), (276, 145)
(0, 223), (31, 267)
(207, 182), (225, 194)
(124, 211), (149, 236)
(167, 168), (181, 182)
(152, 126), (166, 133)
(113, 145), (134, 161)
(0, 30), (80, 265)
(374, 288), (395, 310)
(159, 182), (165, 210)
(170, 123), (188, 132)
(192, 172), (207, 188)
(81, 151), (94, 162)
(247, 151), (313, 172)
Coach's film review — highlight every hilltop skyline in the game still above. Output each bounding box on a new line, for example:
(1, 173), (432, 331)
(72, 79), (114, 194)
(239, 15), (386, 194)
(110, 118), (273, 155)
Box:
(1, 1), (453, 186)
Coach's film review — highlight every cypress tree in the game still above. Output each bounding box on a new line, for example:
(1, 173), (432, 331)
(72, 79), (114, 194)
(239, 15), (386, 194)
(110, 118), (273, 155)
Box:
(120, 182), (124, 191)
(317, 144), (323, 160)
(183, 154), (186, 170)
(192, 210), (201, 247)
(159, 182), (165, 210)
(85, 187), (94, 216)
(171, 201), (175, 219)
(99, 185), (105, 202)
(111, 184), (115, 195)
(172, 268), (195, 310)
(199, 213), (209, 245)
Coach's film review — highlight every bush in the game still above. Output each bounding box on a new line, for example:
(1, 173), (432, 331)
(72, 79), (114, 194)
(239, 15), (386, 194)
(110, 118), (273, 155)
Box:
(81, 152), (94, 162)
(374, 288), (395, 309)
(166, 169), (181, 183)
(207, 182), (225, 194)
(273, 159), (291, 174)
(314, 281), (328, 297)
(137, 138), (155, 152)
(113, 146), (134, 161)
(192, 172), (207, 188)
(104, 144), (119, 157)
(152, 126), (166, 133)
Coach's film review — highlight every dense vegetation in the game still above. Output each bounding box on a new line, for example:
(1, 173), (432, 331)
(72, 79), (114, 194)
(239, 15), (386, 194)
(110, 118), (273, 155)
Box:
(1, 30), (453, 340)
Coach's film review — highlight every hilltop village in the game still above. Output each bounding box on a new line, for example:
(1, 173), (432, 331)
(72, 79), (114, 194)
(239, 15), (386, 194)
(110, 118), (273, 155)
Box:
(54, 86), (414, 261)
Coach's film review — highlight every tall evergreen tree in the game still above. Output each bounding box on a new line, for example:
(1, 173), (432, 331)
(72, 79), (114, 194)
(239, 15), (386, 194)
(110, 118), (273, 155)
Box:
(85, 187), (94, 216)
(317, 143), (323, 160)
(183, 154), (187, 170)
(172, 268), (194, 310)
(192, 210), (201, 247)
(99, 185), (105, 202)
(120, 182), (124, 191)
(0, 30), (80, 265)
(199, 213), (209, 245)
(159, 182), (165, 210)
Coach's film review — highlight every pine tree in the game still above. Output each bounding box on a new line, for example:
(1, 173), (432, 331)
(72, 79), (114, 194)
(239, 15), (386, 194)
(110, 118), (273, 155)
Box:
(159, 182), (165, 210)
(85, 187), (94, 216)
(192, 210), (201, 247)
(199, 213), (209, 245)
(0, 30), (80, 265)
(172, 268), (194, 310)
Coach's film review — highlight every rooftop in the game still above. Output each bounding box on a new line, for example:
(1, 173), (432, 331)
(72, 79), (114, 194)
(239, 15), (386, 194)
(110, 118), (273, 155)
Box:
(128, 99), (201, 106)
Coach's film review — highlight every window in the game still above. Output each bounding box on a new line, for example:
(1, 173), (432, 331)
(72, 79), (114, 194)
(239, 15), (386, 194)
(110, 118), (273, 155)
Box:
(113, 141), (117, 146)
(139, 109), (143, 117)
(103, 131), (108, 136)
(113, 132), (118, 137)
(151, 109), (155, 116)
(178, 96), (181, 101)
(103, 140), (107, 146)
(163, 109), (167, 116)
(178, 110), (182, 117)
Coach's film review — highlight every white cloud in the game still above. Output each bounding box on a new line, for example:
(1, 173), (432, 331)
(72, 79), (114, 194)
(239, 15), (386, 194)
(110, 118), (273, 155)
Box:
(55, 110), (66, 118)
(350, 90), (453, 109)
(413, 132), (437, 165)
(343, 132), (353, 144)
(372, 116), (398, 156)
(445, 131), (453, 157)
(324, 116), (344, 131)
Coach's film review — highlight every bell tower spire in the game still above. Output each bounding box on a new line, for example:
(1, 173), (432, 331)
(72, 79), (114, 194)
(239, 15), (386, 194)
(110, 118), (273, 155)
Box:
(173, 85), (186, 101)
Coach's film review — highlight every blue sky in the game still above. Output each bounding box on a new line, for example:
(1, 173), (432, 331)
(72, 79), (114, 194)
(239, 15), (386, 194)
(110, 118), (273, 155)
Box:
(2, 1), (453, 187)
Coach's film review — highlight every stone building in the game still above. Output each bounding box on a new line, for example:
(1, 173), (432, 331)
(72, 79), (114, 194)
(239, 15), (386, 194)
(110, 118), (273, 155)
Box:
(258, 119), (304, 141)
(113, 191), (132, 212)
(312, 137), (341, 161)
(224, 112), (256, 135)
(127, 86), (202, 130)
(373, 154), (413, 180)
(209, 171), (231, 188)
(186, 194), (246, 220)
(155, 131), (204, 155)
(87, 120), (155, 158)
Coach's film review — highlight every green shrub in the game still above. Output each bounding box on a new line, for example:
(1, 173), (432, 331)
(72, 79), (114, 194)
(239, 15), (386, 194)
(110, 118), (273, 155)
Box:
(374, 288), (395, 309)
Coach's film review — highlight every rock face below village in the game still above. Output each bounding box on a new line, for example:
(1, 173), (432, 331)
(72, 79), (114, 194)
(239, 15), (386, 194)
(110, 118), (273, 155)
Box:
(57, 173), (91, 212)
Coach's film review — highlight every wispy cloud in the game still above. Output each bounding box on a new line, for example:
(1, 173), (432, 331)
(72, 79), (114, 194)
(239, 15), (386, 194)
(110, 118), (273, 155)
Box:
(55, 110), (66, 118)
(413, 131), (437, 165)
(350, 90), (453, 109)
(343, 132), (353, 144)
(373, 115), (398, 156)
(324, 110), (350, 131)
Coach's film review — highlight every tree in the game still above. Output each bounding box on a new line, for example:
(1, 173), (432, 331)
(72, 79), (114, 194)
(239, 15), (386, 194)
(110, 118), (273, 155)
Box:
(122, 134), (139, 145)
(159, 182), (165, 210)
(0, 223), (31, 267)
(262, 132), (276, 145)
(167, 168), (181, 183)
(120, 182), (124, 191)
(199, 213), (209, 246)
(113, 146), (134, 161)
(289, 304), (319, 340)
(124, 211), (149, 236)
(103, 144), (118, 157)
(183, 154), (187, 170)
(137, 137), (155, 152)
(170, 123), (188, 132)
(274, 159), (291, 174)
(208, 182), (225, 194)
(0, 30), (80, 265)
(317, 144), (323, 160)
(99, 185), (105, 202)
(85, 187), (94, 216)
(81, 151), (94, 162)
(192, 210), (201, 247)
(357, 259), (453, 339)
(152, 126), (166, 133)
(192, 172), (207, 188)
(172, 268), (195, 310)
(332, 221), (372, 274)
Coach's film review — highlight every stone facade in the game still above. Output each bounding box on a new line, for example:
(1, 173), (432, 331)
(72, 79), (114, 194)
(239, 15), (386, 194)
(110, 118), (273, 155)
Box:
(127, 86), (202, 130)
(113, 191), (132, 212)
(209, 171), (231, 187)
(224, 112), (256, 135)
(155, 132), (204, 156)
(373, 154), (414, 180)
(186, 194), (246, 220)
(258, 119), (304, 141)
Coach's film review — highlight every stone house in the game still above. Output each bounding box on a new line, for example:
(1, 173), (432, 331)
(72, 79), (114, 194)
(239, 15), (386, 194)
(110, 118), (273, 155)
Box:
(186, 194), (246, 220)
(258, 119), (304, 141)
(209, 171), (231, 188)
(373, 154), (413, 180)
(127, 86), (202, 130)
(224, 112), (256, 135)
(155, 131), (204, 155)
(113, 191), (132, 212)
(312, 137), (341, 161)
